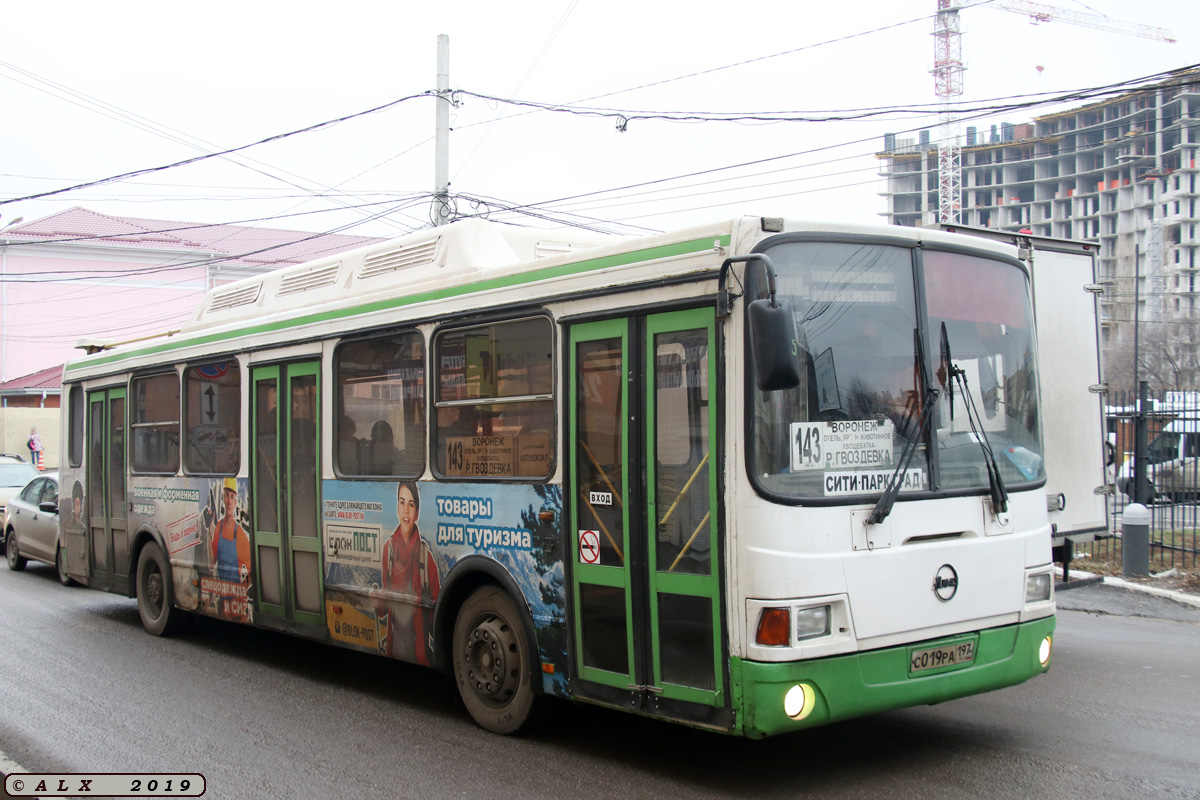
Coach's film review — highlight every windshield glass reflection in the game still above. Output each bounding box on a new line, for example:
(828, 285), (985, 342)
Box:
(748, 241), (1044, 503)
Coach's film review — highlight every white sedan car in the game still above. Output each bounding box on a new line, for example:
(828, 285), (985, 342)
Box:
(0, 453), (40, 534)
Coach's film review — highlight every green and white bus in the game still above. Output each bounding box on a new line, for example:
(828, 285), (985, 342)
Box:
(59, 216), (1056, 737)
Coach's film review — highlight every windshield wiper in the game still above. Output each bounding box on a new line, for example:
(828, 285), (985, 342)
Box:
(869, 329), (938, 525)
(940, 322), (1008, 515)
(940, 320), (955, 423)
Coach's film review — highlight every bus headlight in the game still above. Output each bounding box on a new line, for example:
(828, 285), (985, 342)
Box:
(784, 683), (816, 720)
(1038, 636), (1052, 667)
(1025, 572), (1052, 604)
(795, 605), (831, 641)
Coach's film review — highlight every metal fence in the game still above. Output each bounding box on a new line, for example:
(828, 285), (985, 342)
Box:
(1097, 388), (1200, 571)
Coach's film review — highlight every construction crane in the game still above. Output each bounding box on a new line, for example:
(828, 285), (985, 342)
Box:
(932, 0), (1175, 225)
(998, 1), (1175, 44)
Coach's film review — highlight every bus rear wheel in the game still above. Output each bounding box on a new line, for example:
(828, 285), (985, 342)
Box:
(136, 541), (185, 636)
(452, 585), (540, 735)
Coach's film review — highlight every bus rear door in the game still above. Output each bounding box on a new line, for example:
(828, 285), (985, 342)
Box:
(86, 387), (130, 594)
(251, 361), (326, 633)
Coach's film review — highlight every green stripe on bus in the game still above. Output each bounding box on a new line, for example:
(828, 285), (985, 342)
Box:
(68, 235), (732, 373)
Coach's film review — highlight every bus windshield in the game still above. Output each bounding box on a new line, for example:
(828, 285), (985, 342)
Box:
(748, 240), (1044, 503)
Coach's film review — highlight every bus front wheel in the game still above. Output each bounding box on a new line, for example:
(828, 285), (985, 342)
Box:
(452, 585), (540, 735)
(136, 541), (185, 636)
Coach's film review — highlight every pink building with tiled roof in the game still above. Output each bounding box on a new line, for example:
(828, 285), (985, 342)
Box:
(0, 207), (385, 381)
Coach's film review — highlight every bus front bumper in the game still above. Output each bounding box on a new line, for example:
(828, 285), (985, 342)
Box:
(731, 615), (1056, 739)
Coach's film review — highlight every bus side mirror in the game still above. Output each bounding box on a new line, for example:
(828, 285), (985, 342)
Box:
(748, 297), (802, 391)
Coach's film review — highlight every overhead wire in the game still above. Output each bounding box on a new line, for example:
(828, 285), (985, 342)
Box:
(1, 196), (433, 283)
(451, 192), (657, 236)
(446, 2), (1001, 137)
(6, 63), (1186, 245)
(453, 0), (581, 181)
(0, 27), (1189, 250)
(462, 66), (1200, 226)
(0, 3), (964, 240)
(0, 90), (434, 207)
(0, 196), (429, 253)
(449, 66), (1199, 127)
(0, 58), (424, 236)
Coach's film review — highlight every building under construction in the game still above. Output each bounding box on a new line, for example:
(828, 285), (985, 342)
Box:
(877, 68), (1200, 388)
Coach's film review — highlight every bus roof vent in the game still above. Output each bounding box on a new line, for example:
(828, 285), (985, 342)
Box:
(359, 237), (441, 279)
(208, 283), (261, 312)
(278, 262), (341, 297)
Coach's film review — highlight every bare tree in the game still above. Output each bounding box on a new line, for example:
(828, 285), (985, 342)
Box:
(1104, 317), (1200, 392)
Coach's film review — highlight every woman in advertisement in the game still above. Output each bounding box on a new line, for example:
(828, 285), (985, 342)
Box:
(379, 480), (440, 665)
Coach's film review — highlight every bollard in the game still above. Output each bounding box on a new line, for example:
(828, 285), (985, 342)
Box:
(1121, 503), (1151, 578)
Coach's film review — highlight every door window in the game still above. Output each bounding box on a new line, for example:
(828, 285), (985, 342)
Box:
(653, 329), (712, 577)
(576, 337), (625, 568)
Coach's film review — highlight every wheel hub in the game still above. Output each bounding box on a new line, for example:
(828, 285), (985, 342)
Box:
(145, 570), (164, 610)
(464, 614), (518, 706)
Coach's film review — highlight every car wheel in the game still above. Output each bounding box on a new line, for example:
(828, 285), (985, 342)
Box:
(452, 585), (541, 735)
(6, 531), (26, 571)
(136, 541), (186, 636)
(56, 545), (77, 587)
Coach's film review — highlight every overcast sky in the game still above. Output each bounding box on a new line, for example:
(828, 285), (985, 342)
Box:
(1, 0), (1196, 240)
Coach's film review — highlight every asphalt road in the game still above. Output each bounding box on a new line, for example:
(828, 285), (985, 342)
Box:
(1, 563), (1198, 800)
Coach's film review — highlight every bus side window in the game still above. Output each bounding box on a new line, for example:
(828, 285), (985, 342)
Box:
(183, 362), (241, 475)
(434, 317), (554, 480)
(132, 372), (180, 474)
(335, 333), (426, 478)
(68, 385), (85, 468)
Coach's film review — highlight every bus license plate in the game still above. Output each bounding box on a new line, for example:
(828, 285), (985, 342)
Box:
(910, 641), (975, 673)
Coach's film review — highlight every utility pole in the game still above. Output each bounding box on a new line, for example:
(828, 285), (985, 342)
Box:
(432, 34), (452, 227)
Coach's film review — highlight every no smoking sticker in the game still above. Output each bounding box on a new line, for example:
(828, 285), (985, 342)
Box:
(578, 530), (600, 564)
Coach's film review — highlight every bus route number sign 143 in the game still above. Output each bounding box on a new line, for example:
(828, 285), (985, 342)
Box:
(789, 420), (895, 472)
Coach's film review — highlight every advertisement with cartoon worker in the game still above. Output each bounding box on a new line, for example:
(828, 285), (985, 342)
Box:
(129, 476), (253, 624)
(200, 476), (253, 623)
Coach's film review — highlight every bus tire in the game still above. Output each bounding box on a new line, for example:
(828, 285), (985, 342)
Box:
(452, 585), (540, 735)
(56, 545), (77, 586)
(136, 541), (185, 636)
(6, 531), (27, 571)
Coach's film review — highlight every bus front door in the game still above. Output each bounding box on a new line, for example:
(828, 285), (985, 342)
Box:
(569, 308), (726, 725)
(86, 387), (129, 594)
(251, 362), (325, 633)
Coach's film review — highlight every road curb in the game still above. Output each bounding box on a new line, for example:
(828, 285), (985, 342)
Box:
(1056, 575), (1103, 591)
(1103, 575), (1200, 609)
(1060, 569), (1200, 609)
